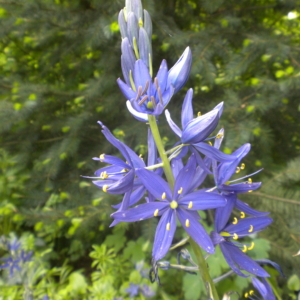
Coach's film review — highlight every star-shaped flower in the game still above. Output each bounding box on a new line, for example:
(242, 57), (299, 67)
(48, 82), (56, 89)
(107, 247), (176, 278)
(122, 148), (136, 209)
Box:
(112, 154), (227, 261)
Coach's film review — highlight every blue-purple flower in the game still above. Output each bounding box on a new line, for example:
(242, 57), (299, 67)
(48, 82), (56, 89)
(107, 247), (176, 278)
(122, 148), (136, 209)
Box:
(244, 277), (276, 300)
(165, 88), (235, 169)
(125, 283), (140, 298)
(117, 47), (192, 122)
(112, 154), (227, 261)
(0, 256), (21, 277)
(213, 144), (268, 230)
(87, 122), (145, 195)
(211, 216), (272, 277)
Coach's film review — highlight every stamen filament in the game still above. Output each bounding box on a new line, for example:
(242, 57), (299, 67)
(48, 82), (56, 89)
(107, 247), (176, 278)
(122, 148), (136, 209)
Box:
(138, 95), (149, 105)
(141, 80), (149, 96)
(150, 95), (156, 108)
(135, 86), (143, 101)
(229, 169), (263, 183)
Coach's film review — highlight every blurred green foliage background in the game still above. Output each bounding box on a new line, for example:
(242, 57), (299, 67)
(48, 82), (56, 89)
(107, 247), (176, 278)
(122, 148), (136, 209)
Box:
(0, 0), (300, 299)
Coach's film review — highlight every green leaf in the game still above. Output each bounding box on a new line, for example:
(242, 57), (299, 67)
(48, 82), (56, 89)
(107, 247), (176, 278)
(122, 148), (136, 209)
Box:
(182, 273), (204, 300)
(288, 274), (300, 291)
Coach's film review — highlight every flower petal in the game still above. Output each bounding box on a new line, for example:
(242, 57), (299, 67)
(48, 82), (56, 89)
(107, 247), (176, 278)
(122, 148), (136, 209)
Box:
(152, 209), (176, 261)
(235, 199), (269, 216)
(217, 143), (251, 185)
(193, 142), (236, 162)
(112, 201), (169, 222)
(93, 169), (135, 194)
(127, 12), (139, 47)
(177, 208), (215, 254)
(133, 59), (151, 91)
(214, 193), (236, 232)
(165, 110), (182, 138)
(93, 155), (130, 170)
(167, 47), (192, 93)
(126, 100), (148, 122)
(117, 78), (136, 100)
(174, 154), (197, 198)
(252, 277), (276, 300)
(220, 182), (261, 193)
(219, 243), (248, 277)
(181, 109), (219, 144)
(224, 242), (270, 277)
(138, 27), (151, 68)
(112, 185), (146, 209)
(179, 191), (226, 211)
(181, 88), (194, 128)
(156, 59), (168, 92)
(224, 216), (272, 237)
(136, 168), (172, 200)
(254, 259), (284, 277)
(147, 127), (157, 166)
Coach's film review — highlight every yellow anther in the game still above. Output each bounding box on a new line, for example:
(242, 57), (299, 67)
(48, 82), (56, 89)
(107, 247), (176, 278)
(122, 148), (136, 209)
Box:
(139, 154), (143, 159)
(248, 242), (255, 250)
(208, 141), (212, 146)
(178, 187), (183, 194)
(235, 167), (241, 174)
(197, 111), (201, 116)
(166, 222), (171, 231)
(248, 225), (254, 233)
(216, 133), (223, 139)
(162, 192), (166, 200)
(100, 154), (105, 160)
(248, 178), (252, 183)
(248, 190), (253, 193)
(102, 185), (108, 192)
(249, 290), (254, 295)
(232, 217), (238, 225)
(101, 171), (109, 179)
(241, 163), (245, 170)
(242, 245), (248, 252)
(244, 292), (249, 298)
(154, 209), (159, 217)
(240, 211), (245, 219)
(170, 200), (178, 209)
(185, 219), (190, 227)
(233, 233), (239, 240)
(188, 201), (193, 209)
(220, 231), (231, 237)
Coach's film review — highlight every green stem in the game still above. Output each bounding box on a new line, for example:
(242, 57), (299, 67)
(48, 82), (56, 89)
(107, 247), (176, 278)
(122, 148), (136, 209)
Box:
(266, 278), (282, 300)
(189, 238), (220, 300)
(148, 115), (174, 189)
